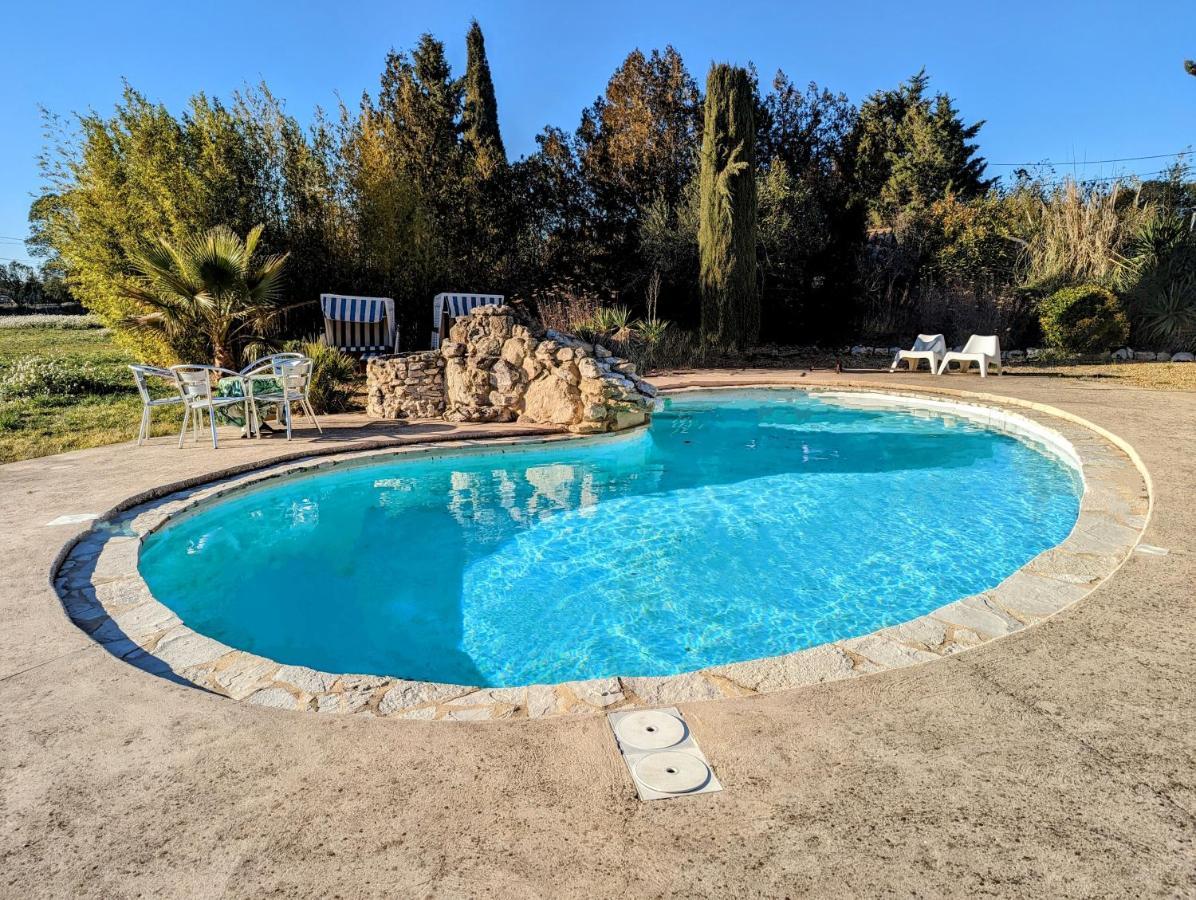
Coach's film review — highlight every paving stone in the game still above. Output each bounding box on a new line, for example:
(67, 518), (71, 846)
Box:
(445, 688), (526, 707)
(275, 665), (338, 695)
(1028, 545), (1122, 582)
(526, 685), (567, 718)
(444, 707), (494, 721)
(395, 706), (437, 720)
(709, 644), (855, 693)
(620, 672), (722, 705)
(991, 571), (1089, 622)
(246, 687), (301, 710)
(336, 674), (391, 691)
(931, 595), (1022, 638)
(121, 648), (176, 676)
(92, 577), (154, 610)
(838, 634), (939, 668)
(90, 539), (140, 581)
(379, 681), (474, 715)
(562, 678), (624, 708)
(153, 629), (233, 670)
(108, 602), (181, 640)
(213, 655), (279, 701)
(86, 617), (131, 645)
(317, 690), (373, 714)
(880, 617), (949, 651)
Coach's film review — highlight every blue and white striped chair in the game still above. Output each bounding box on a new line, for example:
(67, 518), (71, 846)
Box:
(319, 294), (399, 359)
(431, 293), (505, 349)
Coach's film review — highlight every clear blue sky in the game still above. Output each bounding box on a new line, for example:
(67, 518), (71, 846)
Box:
(3, 0), (1194, 266)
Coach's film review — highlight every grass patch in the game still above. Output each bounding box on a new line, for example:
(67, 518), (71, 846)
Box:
(0, 326), (177, 463)
(0, 325), (127, 364)
(1006, 361), (1196, 391)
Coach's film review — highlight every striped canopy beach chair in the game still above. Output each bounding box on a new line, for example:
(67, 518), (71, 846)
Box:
(431, 293), (505, 348)
(320, 294), (399, 359)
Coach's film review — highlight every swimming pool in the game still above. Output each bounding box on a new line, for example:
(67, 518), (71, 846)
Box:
(138, 389), (1082, 687)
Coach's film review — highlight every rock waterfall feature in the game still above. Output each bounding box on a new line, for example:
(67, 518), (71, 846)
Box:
(367, 305), (657, 433)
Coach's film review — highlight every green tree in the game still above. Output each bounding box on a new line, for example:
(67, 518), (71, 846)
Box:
(123, 224), (289, 368)
(756, 73), (864, 339)
(525, 47), (701, 298)
(345, 34), (471, 342)
(853, 70), (992, 229)
(461, 20), (506, 179)
(698, 64), (758, 348)
(1185, 59), (1196, 76)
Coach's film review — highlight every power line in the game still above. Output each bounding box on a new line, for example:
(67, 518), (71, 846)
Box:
(989, 150), (1191, 167)
(1003, 167), (1188, 185)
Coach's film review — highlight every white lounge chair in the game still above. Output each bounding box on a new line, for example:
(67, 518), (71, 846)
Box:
(891, 334), (947, 374)
(320, 294), (399, 359)
(431, 293), (504, 349)
(938, 335), (1003, 377)
(129, 365), (185, 447)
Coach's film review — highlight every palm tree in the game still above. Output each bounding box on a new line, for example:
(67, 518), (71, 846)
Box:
(123, 224), (290, 368)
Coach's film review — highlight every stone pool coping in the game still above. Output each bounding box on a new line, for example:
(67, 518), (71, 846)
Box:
(53, 385), (1151, 721)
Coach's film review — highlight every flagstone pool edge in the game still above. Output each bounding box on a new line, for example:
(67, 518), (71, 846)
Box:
(51, 384), (1150, 721)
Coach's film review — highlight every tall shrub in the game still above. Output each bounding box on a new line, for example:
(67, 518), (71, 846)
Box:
(698, 64), (758, 348)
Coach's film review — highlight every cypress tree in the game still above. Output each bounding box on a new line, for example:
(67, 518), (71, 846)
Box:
(698, 64), (758, 348)
(462, 20), (506, 178)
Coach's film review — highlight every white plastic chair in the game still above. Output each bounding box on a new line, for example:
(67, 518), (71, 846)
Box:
(239, 353), (307, 434)
(239, 352), (305, 377)
(891, 334), (947, 373)
(245, 357), (321, 441)
(171, 366), (254, 449)
(937, 335), (1003, 377)
(129, 365), (185, 447)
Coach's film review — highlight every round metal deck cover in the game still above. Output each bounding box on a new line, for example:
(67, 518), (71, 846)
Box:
(633, 751), (710, 794)
(615, 710), (686, 750)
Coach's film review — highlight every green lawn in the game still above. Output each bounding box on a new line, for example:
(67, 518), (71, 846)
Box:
(0, 325), (171, 463)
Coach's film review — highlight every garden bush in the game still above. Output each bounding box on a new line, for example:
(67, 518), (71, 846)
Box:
(1038, 284), (1130, 354)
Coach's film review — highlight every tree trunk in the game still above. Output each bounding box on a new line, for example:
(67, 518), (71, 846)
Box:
(213, 342), (234, 370)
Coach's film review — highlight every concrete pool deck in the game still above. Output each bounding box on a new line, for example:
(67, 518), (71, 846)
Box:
(1, 370), (1194, 897)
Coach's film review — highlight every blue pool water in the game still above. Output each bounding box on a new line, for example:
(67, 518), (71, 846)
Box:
(139, 390), (1082, 686)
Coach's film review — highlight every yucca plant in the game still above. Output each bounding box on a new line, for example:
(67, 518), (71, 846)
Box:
(591, 304), (633, 337)
(1120, 215), (1196, 349)
(122, 224), (290, 368)
(632, 318), (671, 344)
(1137, 278), (1196, 349)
